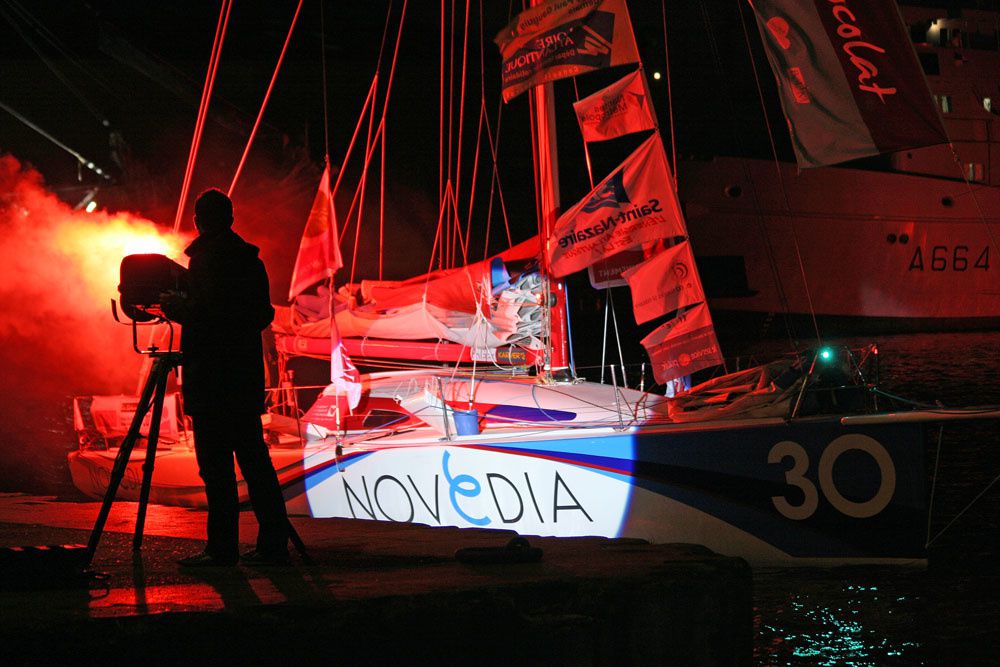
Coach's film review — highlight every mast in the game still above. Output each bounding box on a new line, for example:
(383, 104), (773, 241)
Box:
(527, 10), (571, 380)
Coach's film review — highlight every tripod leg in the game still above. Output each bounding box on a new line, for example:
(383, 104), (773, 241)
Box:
(286, 518), (312, 565)
(84, 357), (164, 567)
(133, 359), (172, 552)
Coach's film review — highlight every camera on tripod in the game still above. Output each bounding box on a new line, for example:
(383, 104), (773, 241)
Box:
(116, 254), (188, 323)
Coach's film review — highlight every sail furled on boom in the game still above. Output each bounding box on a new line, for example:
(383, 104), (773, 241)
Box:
(749, 0), (948, 168)
(494, 0), (639, 103)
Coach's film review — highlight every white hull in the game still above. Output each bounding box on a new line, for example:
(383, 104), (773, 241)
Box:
(69, 371), (931, 566)
(681, 157), (999, 328)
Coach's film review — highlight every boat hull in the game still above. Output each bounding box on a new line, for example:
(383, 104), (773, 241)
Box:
(681, 158), (1000, 332)
(69, 416), (927, 566)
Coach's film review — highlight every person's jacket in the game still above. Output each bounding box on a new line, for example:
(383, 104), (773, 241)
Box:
(165, 228), (274, 416)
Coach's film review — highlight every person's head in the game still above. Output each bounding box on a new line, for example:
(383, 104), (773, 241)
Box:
(194, 188), (234, 235)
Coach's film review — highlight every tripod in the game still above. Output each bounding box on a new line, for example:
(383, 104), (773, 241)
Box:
(84, 350), (310, 567)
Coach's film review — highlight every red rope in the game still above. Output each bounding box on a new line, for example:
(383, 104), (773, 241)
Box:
(227, 0), (304, 197)
(173, 0), (232, 233)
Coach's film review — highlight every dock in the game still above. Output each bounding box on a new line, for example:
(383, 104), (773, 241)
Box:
(0, 494), (751, 665)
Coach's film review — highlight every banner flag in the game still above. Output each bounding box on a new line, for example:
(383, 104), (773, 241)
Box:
(495, 0), (639, 103)
(289, 163), (343, 300)
(640, 302), (723, 384)
(622, 240), (705, 325)
(548, 133), (686, 278)
(750, 0), (948, 168)
(303, 313), (362, 431)
(573, 67), (656, 142)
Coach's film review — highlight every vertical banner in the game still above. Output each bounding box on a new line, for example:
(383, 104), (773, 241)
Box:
(749, 0), (947, 168)
(622, 240), (705, 325)
(573, 67), (656, 142)
(289, 163), (343, 300)
(548, 133), (686, 278)
(495, 0), (639, 103)
(640, 302), (723, 384)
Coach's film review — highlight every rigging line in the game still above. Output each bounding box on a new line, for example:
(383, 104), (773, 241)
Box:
(461, 0), (485, 263)
(946, 144), (1000, 261)
(725, 0), (798, 349)
(331, 75), (378, 200)
(572, 78), (596, 189)
(173, 0), (232, 234)
(659, 0), (677, 184)
(453, 0), (472, 239)
(0, 3), (107, 125)
(346, 119), (386, 288)
(320, 0), (330, 161)
(481, 88), (513, 250)
(600, 293), (609, 384)
(348, 79), (380, 284)
(735, 0), (820, 346)
(925, 424), (944, 548)
(380, 117), (386, 280)
(926, 471), (1000, 549)
(469, 0), (488, 260)
(608, 289), (628, 388)
(465, 95), (486, 261)
(440, 0), (446, 213)
(227, 0), (304, 197)
(7, 0), (116, 98)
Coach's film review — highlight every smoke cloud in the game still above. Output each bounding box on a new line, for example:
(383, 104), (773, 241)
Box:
(0, 155), (191, 493)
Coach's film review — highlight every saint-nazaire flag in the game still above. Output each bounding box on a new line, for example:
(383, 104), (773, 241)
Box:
(640, 302), (723, 385)
(495, 0), (639, 103)
(573, 68), (656, 142)
(622, 240), (705, 325)
(750, 0), (947, 168)
(288, 163), (343, 300)
(547, 133), (686, 278)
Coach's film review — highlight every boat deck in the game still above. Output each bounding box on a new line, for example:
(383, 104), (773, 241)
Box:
(0, 493), (751, 665)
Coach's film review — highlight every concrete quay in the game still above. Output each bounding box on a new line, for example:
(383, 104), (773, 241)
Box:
(0, 494), (752, 665)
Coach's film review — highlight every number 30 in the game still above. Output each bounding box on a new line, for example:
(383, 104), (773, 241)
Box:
(769, 434), (897, 520)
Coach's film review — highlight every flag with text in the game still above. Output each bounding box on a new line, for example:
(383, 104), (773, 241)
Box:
(573, 67), (656, 142)
(750, 0), (947, 168)
(495, 0), (639, 103)
(548, 133), (686, 278)
(640, 302), (723, 384)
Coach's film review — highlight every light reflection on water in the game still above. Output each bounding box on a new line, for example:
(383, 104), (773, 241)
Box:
(745, 332), (1000, 666)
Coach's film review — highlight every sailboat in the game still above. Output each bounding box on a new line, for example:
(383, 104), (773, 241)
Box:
(68, 0), (1000, 566)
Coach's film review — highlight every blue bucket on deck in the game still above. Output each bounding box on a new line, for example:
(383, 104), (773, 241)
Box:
(453, 409), (481, 436)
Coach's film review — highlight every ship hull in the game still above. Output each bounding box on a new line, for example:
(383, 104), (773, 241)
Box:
(681, 158), (999, 332)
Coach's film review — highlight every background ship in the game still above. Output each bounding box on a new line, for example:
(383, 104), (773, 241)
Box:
(678, 3), (1000, 335)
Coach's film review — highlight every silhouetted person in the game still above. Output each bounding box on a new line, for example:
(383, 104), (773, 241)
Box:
(162, 188), (289, 566)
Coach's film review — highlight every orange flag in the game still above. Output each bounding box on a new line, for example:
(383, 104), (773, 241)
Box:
(288, 163), (342, 300)
(622, 240), (705, 325)
(573, 68), (656, 142)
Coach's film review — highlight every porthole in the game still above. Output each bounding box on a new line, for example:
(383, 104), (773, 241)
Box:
(899, 233), (909, 244)
(886, 233), (897, 244)
(941, 196), (954, 207)
(724, 185), (742, 198)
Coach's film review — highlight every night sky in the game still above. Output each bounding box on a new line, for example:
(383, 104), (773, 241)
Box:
(0, 0), (781, 290)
